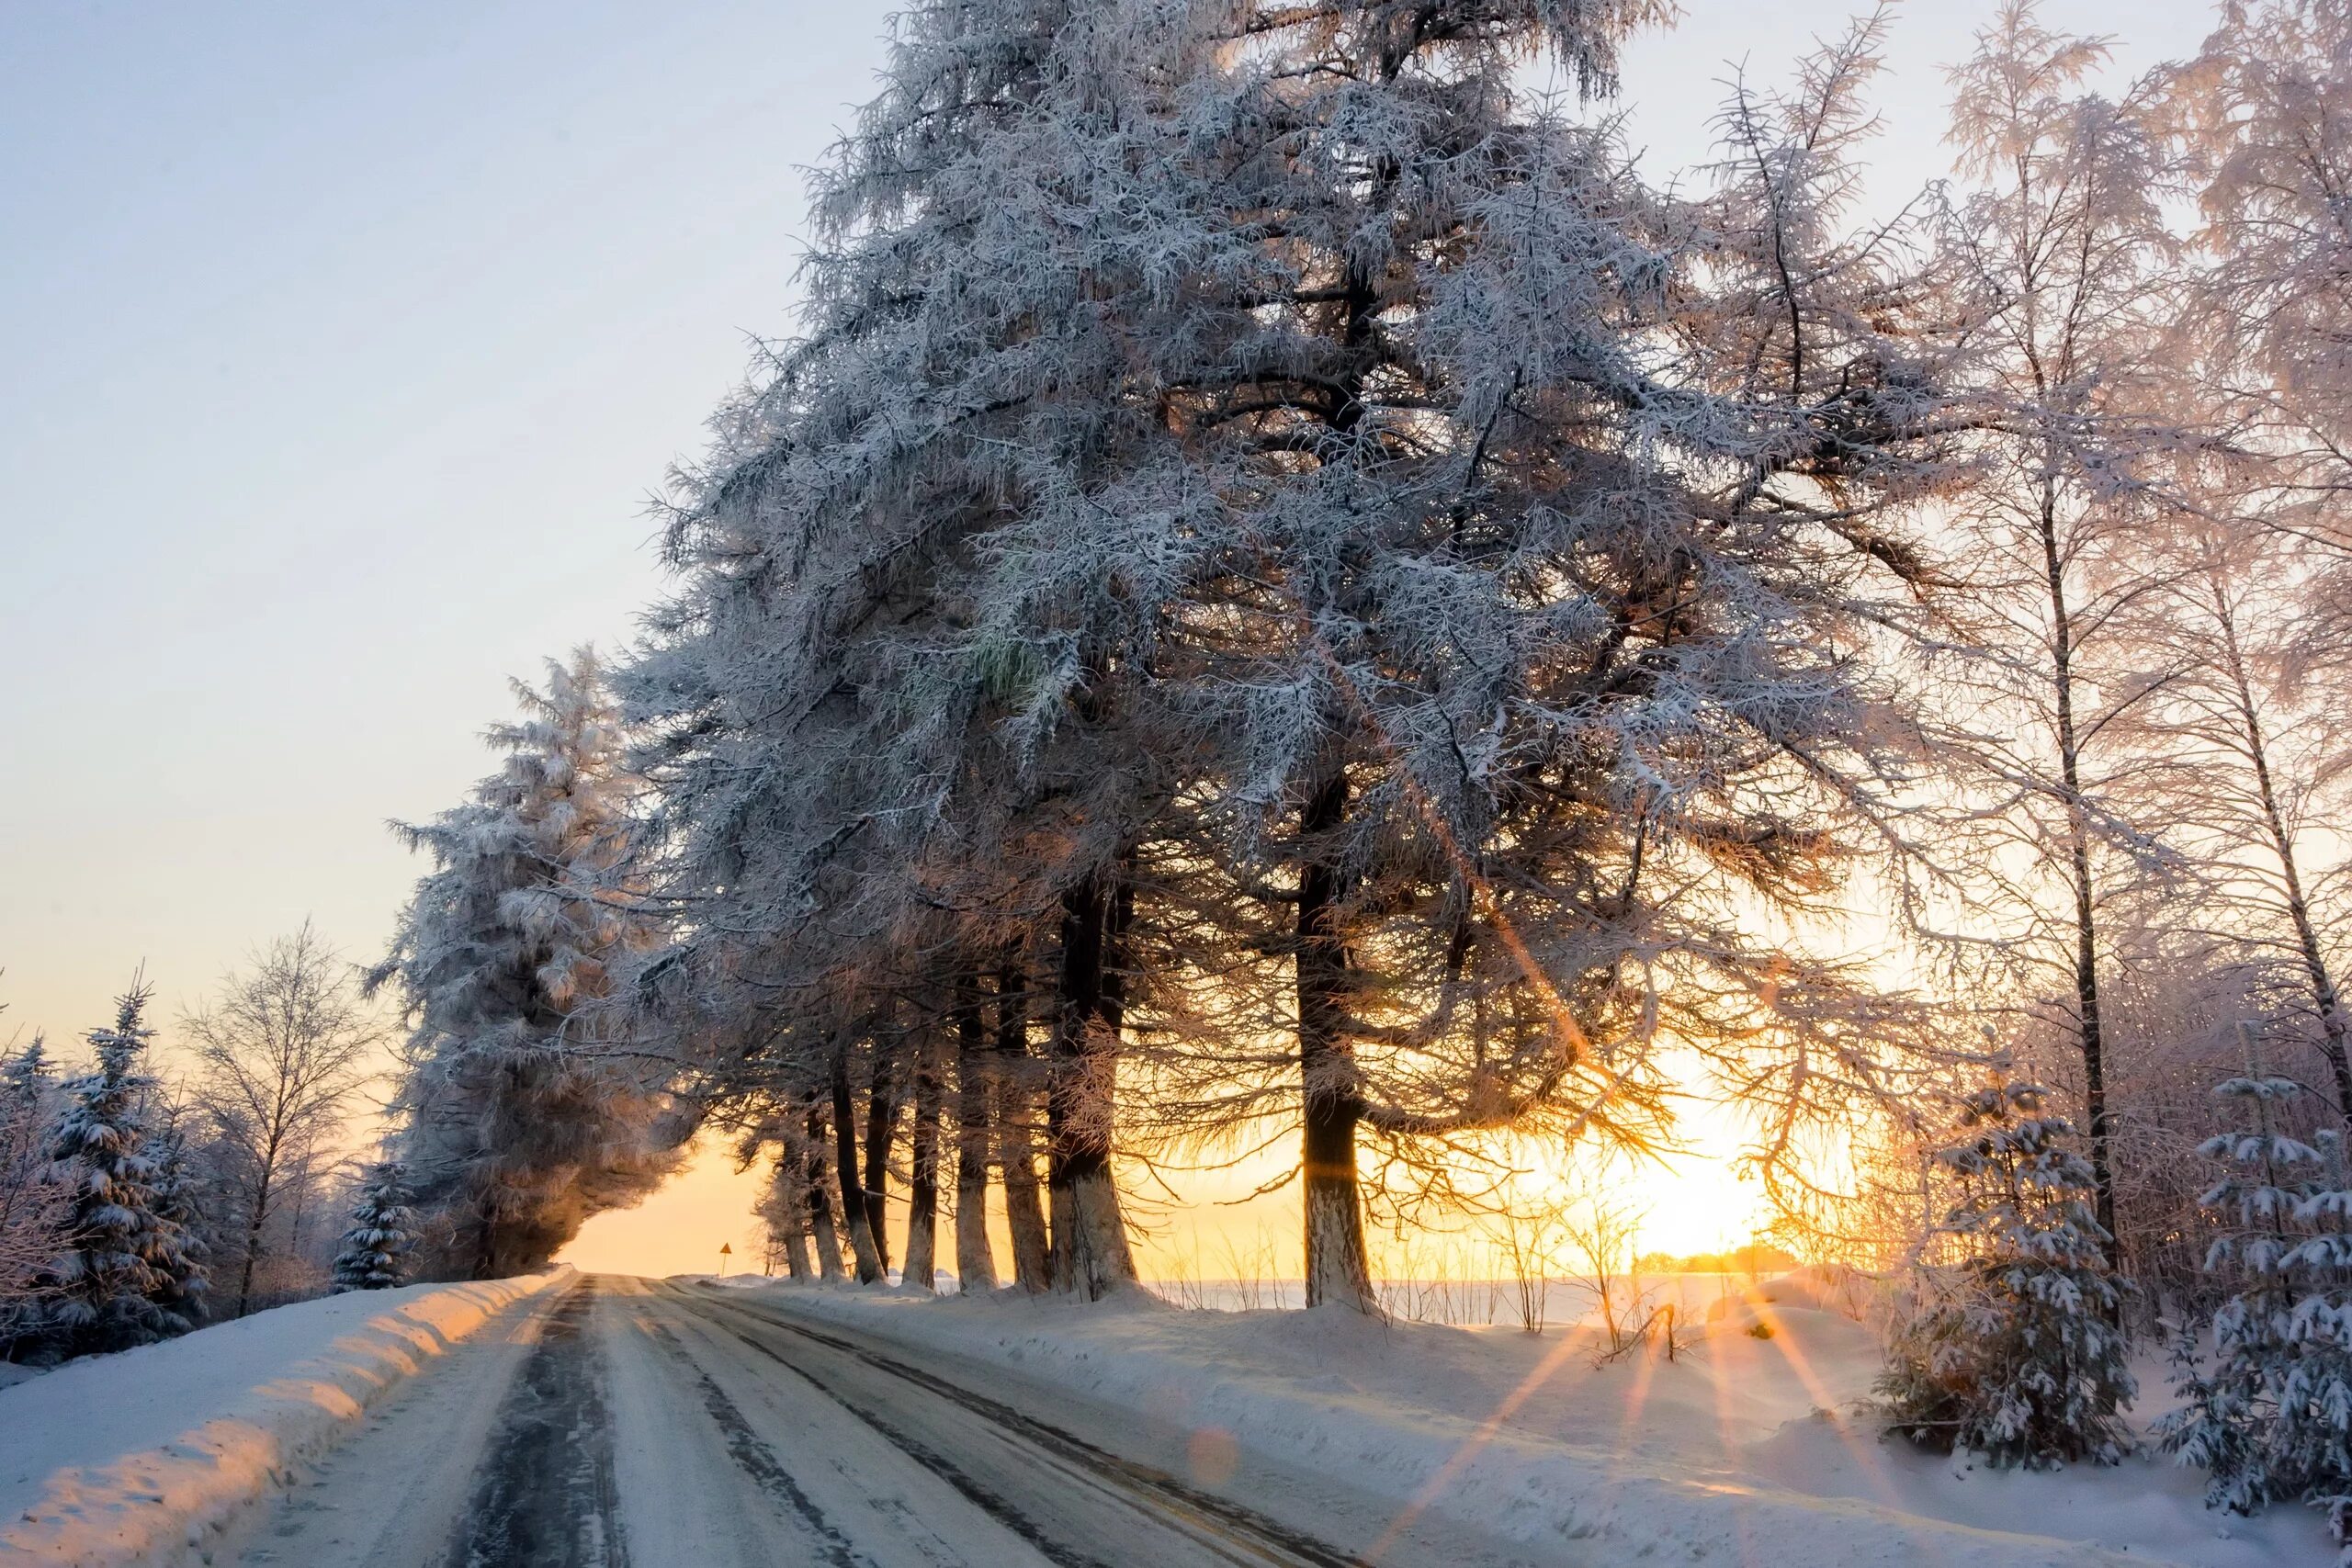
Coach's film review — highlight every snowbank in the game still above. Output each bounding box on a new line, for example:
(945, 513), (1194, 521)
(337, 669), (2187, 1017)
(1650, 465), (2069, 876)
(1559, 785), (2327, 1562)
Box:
(719, 1276), (2328, 1568)
(0, 1267), (570, 1568)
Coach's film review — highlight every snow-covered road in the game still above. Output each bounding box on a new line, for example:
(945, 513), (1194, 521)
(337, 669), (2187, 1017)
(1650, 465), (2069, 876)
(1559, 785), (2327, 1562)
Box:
(228, 1275), (1364, 1568)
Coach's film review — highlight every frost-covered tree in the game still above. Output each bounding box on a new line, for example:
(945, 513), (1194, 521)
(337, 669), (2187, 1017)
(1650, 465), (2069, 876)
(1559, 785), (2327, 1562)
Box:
(332, 1163), (417, 1292)
(624, 0), (1956, 1314)
(2160, 1041), (2352, 1534)
(32, 984), (175, 1359)
(2171, 1), (2352, 603)
(187, 923), (378, 1316)
(619, 0), (1216, 1299)
(141, 1101), (210, 1334)
(1917, 2), (2189, 1253)
(1880, 1072), (2137, 1468)
(1124, 0), (1955, 1310)
(374, 650), (684, 1278)
(2139, 519), (2352, 1119)
(0, 1034), (65, 1346)
(620, 0), (1317, 1299)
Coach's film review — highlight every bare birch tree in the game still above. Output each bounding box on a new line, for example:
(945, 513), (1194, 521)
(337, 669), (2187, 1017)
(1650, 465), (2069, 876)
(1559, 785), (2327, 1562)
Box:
(185, 922), (378, 1317)
(1917, 2), (2188, 1252)
(2139, 517), (2352, 1118)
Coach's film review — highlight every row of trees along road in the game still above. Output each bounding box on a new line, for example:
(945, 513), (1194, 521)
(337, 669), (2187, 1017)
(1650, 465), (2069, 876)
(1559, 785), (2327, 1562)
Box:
(331, 0), (2352, 1519)
(612, 0), (1957, 1314)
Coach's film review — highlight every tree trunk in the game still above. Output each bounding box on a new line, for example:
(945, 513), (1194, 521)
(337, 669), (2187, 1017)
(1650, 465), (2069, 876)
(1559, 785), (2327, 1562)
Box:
(807, 1105), (847, 1282)
(2216, 596), (2352, 1119)
(235, 1160), (275, 1318)
(1046, 867), (1137, 1299)
(467, 1204), (497, 1283)
(2068, 840), (2116, 1253)
(773, 1153), (813, 1280)
(996, 964), (1051, 1292)
(804, 1109), (851, 1279)
(955, 975), (1000, 1293)
(1296, 771), (1375, 1311)
(2038, 490), (2117, 1260)
(863, 1046), (899, 1276)
(903, 1032), (943, 1290)
(831, 1046), (884, 1282)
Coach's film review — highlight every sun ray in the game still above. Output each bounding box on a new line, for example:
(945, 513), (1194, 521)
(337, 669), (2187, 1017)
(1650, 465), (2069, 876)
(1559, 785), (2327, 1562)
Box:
(1362, 1323), (1593, 1562)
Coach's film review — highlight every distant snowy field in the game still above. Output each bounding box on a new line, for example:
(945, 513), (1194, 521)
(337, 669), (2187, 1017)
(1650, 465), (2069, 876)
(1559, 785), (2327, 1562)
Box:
(697, 1269), (2328, 1567)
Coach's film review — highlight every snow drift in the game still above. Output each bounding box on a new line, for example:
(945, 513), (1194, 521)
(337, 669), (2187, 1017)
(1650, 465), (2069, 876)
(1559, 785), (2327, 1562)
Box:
(0, 1268), (568, 1567)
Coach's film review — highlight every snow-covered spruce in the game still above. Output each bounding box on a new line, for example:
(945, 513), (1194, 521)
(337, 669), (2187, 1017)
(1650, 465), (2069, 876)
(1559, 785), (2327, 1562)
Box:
(332, 1162), (418, 1292)
(26, 984), (180, 1361)
(2160, 1058), (2352, 1544)
(1880, 1075), (2136, 1468)
(0, 1035), (64, 1346)
(371, 650), (684, 1280)
(141, 1103), (210, 1333)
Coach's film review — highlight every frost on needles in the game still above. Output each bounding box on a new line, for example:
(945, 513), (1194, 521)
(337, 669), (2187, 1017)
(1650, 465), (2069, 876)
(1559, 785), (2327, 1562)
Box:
(1879, 1073), (2136, 1468)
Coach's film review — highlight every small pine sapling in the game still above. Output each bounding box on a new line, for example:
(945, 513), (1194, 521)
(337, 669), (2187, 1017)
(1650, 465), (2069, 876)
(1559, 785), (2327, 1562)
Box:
(2287, 1129), (2352, 1552)
(2158, 1047), (2325, 1514)
(332, 1163), (418, 1292)
(1880, 1075), (2137, 1467)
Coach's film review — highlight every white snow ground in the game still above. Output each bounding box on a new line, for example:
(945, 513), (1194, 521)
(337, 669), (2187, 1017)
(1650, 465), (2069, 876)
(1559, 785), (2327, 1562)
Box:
(0, 1268), (569, 1566)
(0, 1266), (2326, 1566)
(703, 1269), (2331, 1567)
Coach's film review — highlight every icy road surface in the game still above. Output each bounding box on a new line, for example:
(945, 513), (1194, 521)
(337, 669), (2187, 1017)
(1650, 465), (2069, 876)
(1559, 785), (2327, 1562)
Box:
(228, 1275), (1375, 1568)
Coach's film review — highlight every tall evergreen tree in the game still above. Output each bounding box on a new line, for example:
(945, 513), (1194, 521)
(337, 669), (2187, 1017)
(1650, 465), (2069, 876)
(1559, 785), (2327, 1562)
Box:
(141, 1102), (209, 1334)
(0, 1035), (64, 1345)
(620, 0), (1234, 1298)
(1093, 0), (1950, 1308)
(1881, 1072), (2137, 1468)
(625, 0), (1954, 1314)
(35, 984), (175, 1359)
(374, 650), (684, 1278)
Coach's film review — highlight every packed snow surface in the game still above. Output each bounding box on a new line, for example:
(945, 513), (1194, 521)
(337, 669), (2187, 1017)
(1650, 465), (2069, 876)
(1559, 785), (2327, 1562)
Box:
(703, 1269), (2330, 1567)
(0, 1267), (569, 1567)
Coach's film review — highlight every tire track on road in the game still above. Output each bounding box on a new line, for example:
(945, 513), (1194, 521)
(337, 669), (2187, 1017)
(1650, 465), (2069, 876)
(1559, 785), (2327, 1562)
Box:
(675, 1286), (1366, 1568)
(634, 1311), (871, 1568)
(447, 1281), (628, 1568)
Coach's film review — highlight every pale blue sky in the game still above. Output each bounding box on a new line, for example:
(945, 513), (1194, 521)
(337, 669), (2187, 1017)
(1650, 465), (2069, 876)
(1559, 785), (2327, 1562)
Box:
(1, 0), (2217, 1055)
